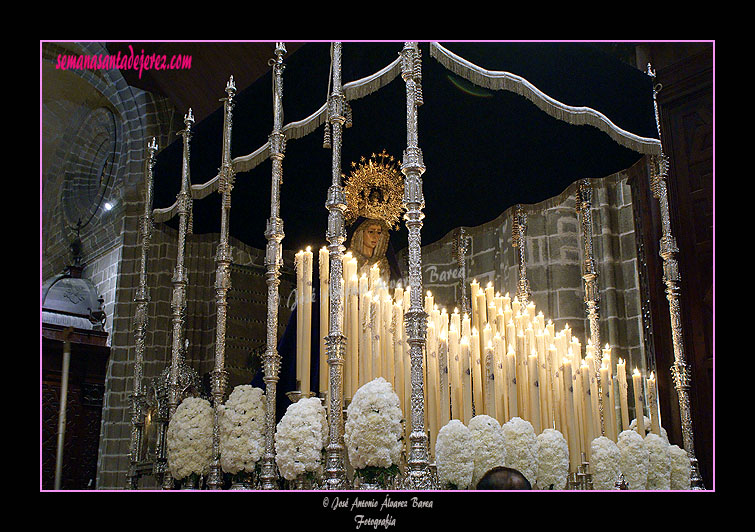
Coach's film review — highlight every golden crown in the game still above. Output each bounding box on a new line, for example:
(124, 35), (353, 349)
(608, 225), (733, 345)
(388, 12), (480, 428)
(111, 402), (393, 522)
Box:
(343, 150), (404, 229)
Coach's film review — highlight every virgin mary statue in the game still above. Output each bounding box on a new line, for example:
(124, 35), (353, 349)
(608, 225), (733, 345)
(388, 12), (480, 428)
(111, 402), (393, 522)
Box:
(252, 150), (404, 419)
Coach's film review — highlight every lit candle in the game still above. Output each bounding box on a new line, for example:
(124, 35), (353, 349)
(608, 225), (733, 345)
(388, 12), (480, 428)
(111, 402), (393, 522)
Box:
(617, 358), (630, 432)
(369, 262), (380, 291)
(528, 351), (541, 434)
(393, 302), (405, 416)
(470, 279), (480, 337)
(424, 290), (434, 316)
(562, 357), (579, 472)
(647, 371), (660, 436)
(485, 342), (497, 420)
(449, 324), (461, 420)
(485, 281), (495, 315)
(383, 295), (395, 389)
(370, 296), (381, 379)
(516, 329), (528, 420)
(347, 274), (359, 400)
(461, 312), (471, 339)
(536, 334), (550, 430)
(362, 291), (373, 384)
(295, 250), (304, 392)
(600, 360), (615, 441)
(585, 347), (601, 439)
(494, 333), (506, 424)
(427, 320), (439, 460)
(471, 328), (484, 414)
(632, 367), (645, 436)
(439, 332), (450, 428)
(506, 345), (518, 420)
(301, 247), (313, 395)
(319, 247), (329, 397)
(582, 360), (598, 452)
(451, 308), (461, 338)
(461, 336), (473, 425)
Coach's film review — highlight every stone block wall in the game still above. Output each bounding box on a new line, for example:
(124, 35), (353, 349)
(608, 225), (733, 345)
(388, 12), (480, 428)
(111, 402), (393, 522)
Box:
(397, 169), (648, 380)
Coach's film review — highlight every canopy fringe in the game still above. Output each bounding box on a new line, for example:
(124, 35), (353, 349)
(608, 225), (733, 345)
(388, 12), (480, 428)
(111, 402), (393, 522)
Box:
(429, 42), (662, 156)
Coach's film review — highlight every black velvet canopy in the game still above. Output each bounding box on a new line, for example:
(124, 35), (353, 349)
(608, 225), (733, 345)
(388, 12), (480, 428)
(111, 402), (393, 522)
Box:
(152, 42), (659, 254)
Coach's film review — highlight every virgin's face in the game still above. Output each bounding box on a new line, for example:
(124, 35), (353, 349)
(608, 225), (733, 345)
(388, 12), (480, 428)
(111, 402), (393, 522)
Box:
(362, 224), (383, 257)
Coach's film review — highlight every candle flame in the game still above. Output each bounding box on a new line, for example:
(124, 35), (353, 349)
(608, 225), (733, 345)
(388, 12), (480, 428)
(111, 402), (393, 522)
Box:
(633, 367), (640, 376)
(306, 245), (311, 252)
(649, 371), (655, 380)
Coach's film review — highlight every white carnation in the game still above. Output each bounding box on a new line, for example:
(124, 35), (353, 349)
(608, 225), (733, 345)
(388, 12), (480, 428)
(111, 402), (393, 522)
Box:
(275, 396), (328, 481)
(218, 385), (266, 475)
(344, 378), (403, 470)
(590, 436), (621, 490)
(668, 444), (691, 490)
(617, 429), (648, 490)
(166, 397), (214, 480)
(536, 429), (569, 490)
(644, 433), (671, 490)
(501, 417), (538, 486)
(469, 415), (507, 487)
(629, 416), (669, 442)
(435, 420), (475, 489)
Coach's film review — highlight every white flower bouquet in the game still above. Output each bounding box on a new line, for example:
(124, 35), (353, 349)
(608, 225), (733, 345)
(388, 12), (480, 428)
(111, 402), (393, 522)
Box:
(469, 415), (507, 488)
(501, 417), (538, 487)
(166, 396), (214, 481)
(536, 428), (569, 490)
(644, 433), (671, 490)
(590, 436), (621, 490)
(219, 385), (266, 476)
(668, 444), (691, 490)
(435, 420), (474, 490)
(275, 396), (328, 482)
(344, 378), (403, 486)
(629, 416), (669, 442)
(617, 429), (649, 490)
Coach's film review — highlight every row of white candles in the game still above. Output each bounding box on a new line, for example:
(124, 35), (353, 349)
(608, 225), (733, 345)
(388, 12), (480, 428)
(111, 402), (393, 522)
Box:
(295, 249), (662, 470)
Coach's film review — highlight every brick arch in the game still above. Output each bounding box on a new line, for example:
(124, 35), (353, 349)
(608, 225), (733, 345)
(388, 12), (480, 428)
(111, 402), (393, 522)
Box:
(42, 42), (156, 271)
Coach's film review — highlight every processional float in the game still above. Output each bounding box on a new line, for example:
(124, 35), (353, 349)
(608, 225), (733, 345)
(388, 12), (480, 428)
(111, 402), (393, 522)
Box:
(127, 41), (704, 490)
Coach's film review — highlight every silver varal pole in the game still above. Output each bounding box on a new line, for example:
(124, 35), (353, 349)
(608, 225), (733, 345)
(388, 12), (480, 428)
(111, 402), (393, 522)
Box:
(401, 42), (432, 489)
(260, 43), (287, 490)
(512, 205), (530, 306)
(576, 179), (605, 434)
(647, 64), (704, 489)
(208, 77), (236, 489)
(163, 108), (194, 489)
(324, 42), (349, 490)
(127, 137), (158, 489)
